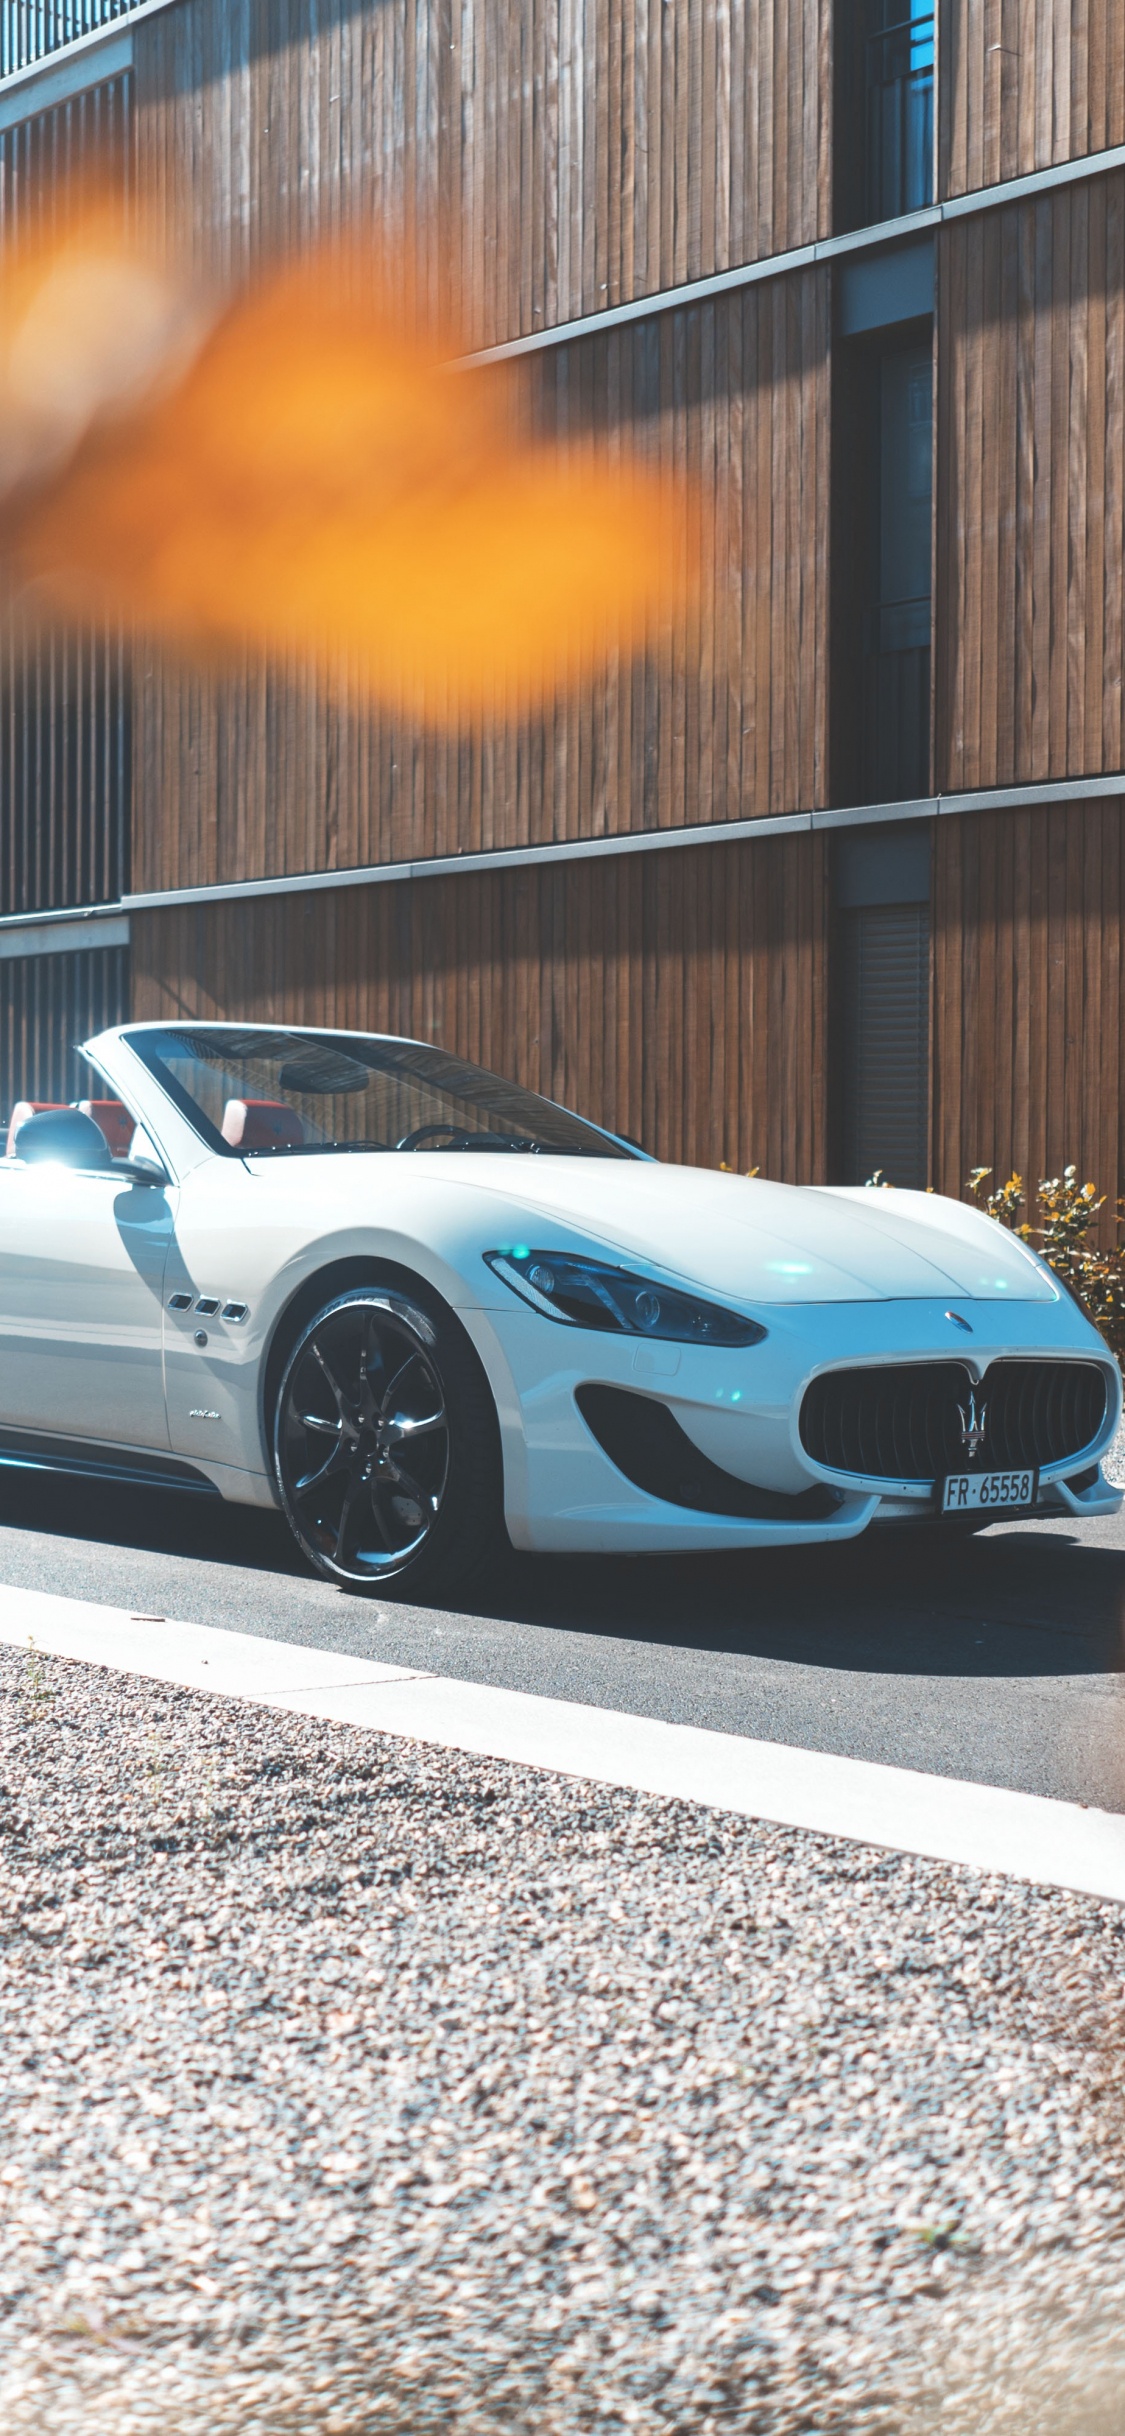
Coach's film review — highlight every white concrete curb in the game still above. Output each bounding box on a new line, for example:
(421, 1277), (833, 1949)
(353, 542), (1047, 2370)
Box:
(3, 1581), (1124, 1902)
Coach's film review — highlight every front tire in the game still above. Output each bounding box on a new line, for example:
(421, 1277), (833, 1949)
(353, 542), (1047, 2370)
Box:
(273, 1286), (502, 1597)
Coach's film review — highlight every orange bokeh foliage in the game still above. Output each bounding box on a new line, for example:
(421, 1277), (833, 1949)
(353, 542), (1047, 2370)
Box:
(3, 229), (702, 724)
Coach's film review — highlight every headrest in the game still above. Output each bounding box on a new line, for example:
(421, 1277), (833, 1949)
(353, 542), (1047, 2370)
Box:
(5, 1100), (64, 1159)
(77, 1099), (135, 1160)
(221, 1097), (305, 1151)
(13, 1107), (112, 1170)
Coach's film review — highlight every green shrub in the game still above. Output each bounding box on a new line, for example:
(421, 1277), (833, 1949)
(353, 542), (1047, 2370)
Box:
(966, 1165), (1125, 1360)
(861, 1161), (1125, 1357)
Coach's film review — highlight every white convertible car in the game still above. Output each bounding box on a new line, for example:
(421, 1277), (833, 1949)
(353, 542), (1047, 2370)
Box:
(0, 1020), (1120, 1595)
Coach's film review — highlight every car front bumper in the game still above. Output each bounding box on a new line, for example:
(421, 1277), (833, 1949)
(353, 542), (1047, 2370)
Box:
(462, 1296), (1123, 1554)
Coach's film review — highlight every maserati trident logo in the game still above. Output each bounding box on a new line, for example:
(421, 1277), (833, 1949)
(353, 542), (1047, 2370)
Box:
(956, 1390), (988, 1459)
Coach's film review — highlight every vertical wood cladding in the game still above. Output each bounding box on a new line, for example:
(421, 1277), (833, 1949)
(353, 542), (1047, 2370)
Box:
(936, 177), (1125, 794)
(130, 832), (829, 1180)
(0, 74), (134, 914)
(932, 799), (1125, 1213)
(134, 0), (831, 339)
(132, 274), (831, 895)
(939, 0), (1125, 201)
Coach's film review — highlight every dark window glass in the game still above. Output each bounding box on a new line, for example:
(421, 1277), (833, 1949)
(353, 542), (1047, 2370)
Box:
(831, 331), (933, 807)
(876, 350), (932, 643)
(834, 0), (933, 236)
(865, 0), (934, 222)
(862, 343), (932, 802)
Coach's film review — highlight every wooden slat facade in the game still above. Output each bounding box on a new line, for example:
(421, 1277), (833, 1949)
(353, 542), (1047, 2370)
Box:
(938, 0), (1125, 203)
(131, 830), (829, 1179)
(6, 0), (1122, 1217)
(935, 174), (1125, 794)
(0, 73), (134, 917)
(131, 789), (1125, 1209)
(932, 797), (1125, 1211)
(132, 272), (831, 895)
(134, 0), (831, 341)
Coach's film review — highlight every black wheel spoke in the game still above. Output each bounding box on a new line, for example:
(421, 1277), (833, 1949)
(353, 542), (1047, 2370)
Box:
(383, 1402), (446, 1447)
(311, 1339), (352, 1422)
(333, 1476), (363, 1564)
(380, 1453), (433, 1511)
(294, 1437), (350, 1496)
(376, 1349), (420, 1419)
(368, 1477), (409, 1546)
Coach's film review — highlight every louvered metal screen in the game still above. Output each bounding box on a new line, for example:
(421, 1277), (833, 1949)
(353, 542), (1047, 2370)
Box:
(0, 623), (130, 912)
(0, 943), (129, 1124)
(839, 900), (930, 1185)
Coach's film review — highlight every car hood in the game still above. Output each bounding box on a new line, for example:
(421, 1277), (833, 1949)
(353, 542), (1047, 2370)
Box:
(459, 1163), (1056, 1303)
(250, 1153), (1056, 1305)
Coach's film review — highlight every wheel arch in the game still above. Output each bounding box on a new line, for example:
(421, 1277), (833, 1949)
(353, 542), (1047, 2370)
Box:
(260, 1254), (503, 1480)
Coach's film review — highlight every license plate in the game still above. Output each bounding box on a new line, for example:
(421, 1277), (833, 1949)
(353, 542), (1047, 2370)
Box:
(940, 1468), (1038, 1515)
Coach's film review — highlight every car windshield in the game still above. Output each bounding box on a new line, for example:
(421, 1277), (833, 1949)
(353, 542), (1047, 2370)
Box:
(127, 1027), (635, 1159)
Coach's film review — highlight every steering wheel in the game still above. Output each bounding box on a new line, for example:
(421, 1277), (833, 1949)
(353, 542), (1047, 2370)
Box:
(395, 1123), (478, 1151)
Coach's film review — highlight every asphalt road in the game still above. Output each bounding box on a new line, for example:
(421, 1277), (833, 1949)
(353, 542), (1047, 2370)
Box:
(1, 1461), (1123, 1813)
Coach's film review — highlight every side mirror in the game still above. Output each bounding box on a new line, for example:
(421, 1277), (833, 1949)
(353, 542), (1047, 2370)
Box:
(119, 1157), (170, 1188)
(13, 1108), (112, 1170)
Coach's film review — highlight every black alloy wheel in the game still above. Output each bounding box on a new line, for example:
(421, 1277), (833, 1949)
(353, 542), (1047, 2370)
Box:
(274, 1287), (502, 1594)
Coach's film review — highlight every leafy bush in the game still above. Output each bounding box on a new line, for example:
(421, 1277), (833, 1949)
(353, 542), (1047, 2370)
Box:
(965, 1165), (1125, 1359)
(861, 1161), (1125, 1355)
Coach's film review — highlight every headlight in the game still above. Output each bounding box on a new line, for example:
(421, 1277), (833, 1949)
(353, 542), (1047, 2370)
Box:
(484, 1248), (766, 1347)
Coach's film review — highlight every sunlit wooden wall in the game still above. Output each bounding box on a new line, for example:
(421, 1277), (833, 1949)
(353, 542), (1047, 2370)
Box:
(132, 831), (829, 1178)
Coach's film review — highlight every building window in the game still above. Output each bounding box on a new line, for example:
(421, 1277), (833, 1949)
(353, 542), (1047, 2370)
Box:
(831, 251), (933, 809)
(864, 342), (932, 802)
(864, 0), (934, 222)
(832, 826), (931, 1188)
(835, 0), (934, 233)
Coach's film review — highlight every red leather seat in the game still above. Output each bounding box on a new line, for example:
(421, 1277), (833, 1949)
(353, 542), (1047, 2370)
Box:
(5, 1101), (64, 1158)
(221, 1098), (305, 1151)
(77, 1099), (135, 1159)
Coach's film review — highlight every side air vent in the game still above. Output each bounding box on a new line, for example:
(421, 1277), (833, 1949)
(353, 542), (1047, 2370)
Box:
(576, 1385), (840, 1520)
(167, 1293), (193, 1311)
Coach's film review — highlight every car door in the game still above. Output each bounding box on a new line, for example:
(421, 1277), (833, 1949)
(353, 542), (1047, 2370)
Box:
(0, 1155), (175, 1449)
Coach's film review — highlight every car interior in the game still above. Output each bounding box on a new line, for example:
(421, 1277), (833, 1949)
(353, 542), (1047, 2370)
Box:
(1, 1093), (309, 1168)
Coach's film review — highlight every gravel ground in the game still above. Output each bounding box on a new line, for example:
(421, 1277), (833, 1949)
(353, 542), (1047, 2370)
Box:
(1, 1645), (1124, 2436)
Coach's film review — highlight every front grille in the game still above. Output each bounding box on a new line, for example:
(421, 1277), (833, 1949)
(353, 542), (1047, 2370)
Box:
(799, 1359), (1109, 1482)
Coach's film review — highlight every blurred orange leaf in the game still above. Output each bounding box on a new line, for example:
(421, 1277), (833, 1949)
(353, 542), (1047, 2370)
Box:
(6, 240), (701, 724)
